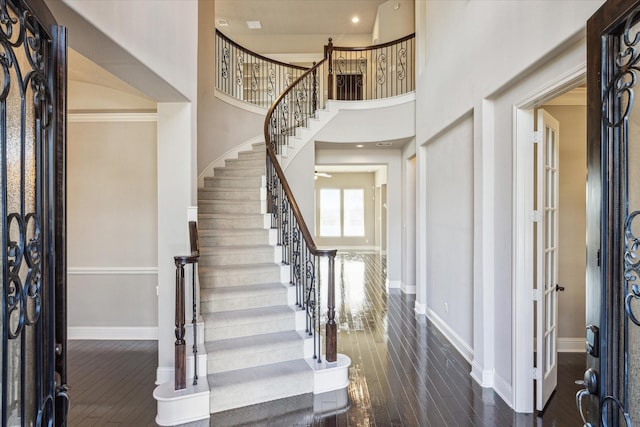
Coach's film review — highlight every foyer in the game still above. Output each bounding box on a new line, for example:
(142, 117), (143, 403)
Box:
(67, 253), (583, 427)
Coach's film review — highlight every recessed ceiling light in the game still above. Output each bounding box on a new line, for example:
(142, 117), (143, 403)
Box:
(216, 19), (229, 27)
(355, 144), (364, 148)
(351, 16), (360, 24)
(246, 20), (262, 30)
(376, 142), (393, 147)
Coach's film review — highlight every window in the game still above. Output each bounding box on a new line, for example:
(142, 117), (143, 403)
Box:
(319, 189), (341, 236)
(343, 189), (364, 236)
(319, 188), (365, 237)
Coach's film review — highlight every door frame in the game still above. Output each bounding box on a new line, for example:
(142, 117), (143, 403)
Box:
(512, 65), (585, 412)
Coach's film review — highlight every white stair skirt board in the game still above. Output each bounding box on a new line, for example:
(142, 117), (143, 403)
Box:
(154, 380), (210, 426)
(307, 353), (351, 394)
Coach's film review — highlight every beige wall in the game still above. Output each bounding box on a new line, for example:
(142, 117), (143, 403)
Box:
(540, 105), (587, 342)
(67, 119), (158, 334)
(315, 172), (377, 249)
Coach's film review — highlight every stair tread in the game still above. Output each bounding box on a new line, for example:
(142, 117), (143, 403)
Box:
(199, 245), (273, 253)
(198, 199), (261, 205)
(202, 282), (285, 296)
(198, 228), (268, 236)
(199, 213), (265, 218)
(199, 262), (279, 272)
(206, 330), (304, 353)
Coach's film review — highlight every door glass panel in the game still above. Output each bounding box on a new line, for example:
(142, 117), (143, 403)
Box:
(621, 17), (640, 426)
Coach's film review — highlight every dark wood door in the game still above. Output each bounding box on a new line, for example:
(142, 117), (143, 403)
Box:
(584, 0), (640, 425)
(0, 0), (67, 425)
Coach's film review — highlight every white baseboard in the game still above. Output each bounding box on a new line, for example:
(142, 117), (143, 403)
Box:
(386, 280), (402, 289)
(426, 308), (473, 363)
(401, 282), (416, 294)
(492, 372), (513, 409)
(414, 301), (427, 315)
(68, 326), (158, 340)
(470, 360), (494, 388)
(558, 337), (585, 353)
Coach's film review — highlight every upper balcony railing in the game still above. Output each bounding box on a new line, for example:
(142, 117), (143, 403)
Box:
(216, 31), (415, 109)
(216, 30), (310, 108)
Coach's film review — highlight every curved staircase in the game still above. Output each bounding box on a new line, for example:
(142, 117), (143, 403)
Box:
(198, 142), (316, 413)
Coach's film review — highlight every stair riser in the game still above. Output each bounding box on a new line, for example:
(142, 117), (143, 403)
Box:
(204, 317), (295, 341)
(200, 291), (287, 313)
(214, 167), (265, 177)
(209, 369), (313, 414)
(198, 234), (270, 247)
(198, 216), (265, 229)
(208, 344), (304, 374)
(199, 249), (275, 267)
(237, 152), (264, 161)
(199, 202), (263, 215)
(199, 269), (281, 287)
(204, 177), (263, 189)
(225, 159), (264, 168)
(198, 190), (262, 201)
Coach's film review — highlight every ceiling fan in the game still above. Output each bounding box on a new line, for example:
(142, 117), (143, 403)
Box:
(314, 171), (332, 179)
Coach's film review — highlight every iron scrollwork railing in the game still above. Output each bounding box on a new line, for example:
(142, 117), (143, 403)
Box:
(325, 34), (415, 101)
(216, 30), (309, 108)
(265, 62), (337, 362)
(173, 221), (200, 390)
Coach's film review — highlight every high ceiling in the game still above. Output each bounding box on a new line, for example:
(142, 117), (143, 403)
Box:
(214, 0), (390, 54)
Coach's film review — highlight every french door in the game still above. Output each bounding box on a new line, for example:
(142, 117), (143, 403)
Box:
(535, 109), (561, 412)
(0, 0), (67, 426)
(583, 0), (640, 425)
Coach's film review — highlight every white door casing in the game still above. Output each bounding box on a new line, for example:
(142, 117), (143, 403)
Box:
(536, 109), (560, 411)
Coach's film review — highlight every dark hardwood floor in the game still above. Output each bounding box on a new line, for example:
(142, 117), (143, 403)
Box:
(67, 252), (584, 426)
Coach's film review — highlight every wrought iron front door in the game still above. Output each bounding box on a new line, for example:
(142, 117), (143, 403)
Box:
(583, 0), (640, 425)
(0, 0), (67, 426)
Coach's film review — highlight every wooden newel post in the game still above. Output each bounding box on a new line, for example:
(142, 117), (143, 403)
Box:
(326, 253), (337, 363)
(325, 38), (334, 100)
(174, 258), (187, 390)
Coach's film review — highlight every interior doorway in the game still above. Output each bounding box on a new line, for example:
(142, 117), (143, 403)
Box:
(513, 71), (587, 413)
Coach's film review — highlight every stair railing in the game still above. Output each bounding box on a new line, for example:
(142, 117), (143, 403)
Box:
(326, 34), (415, 101)
(261, 33), (416, 365)
(173, 221), (200, 390)
(216, 29), (310, 108)
(265, 60), (338, 363)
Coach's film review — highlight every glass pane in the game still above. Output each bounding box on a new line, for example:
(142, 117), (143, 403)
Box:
(320, 189), (341, 236)
(343, 189), (364, 237)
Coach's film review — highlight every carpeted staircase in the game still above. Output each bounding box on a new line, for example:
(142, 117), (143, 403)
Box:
(197, 142), (315, 413)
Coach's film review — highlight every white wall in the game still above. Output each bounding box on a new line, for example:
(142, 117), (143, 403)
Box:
(416, 0), (604, 411)
(67, 118), (158, 338)
(402, 141), (416, 294)
(424, 114), (474, 358)
(373, 0), (415, 44)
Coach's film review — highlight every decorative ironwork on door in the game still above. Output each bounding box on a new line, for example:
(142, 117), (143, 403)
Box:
(598, 5), (640, 426)
(0, 0), (67, 425)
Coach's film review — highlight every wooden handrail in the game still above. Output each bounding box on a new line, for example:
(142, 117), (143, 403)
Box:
(327, 33), (415, 52)
(216, 29), (309, 71)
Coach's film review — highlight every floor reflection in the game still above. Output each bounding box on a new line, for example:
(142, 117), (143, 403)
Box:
(210, 251), (584, 427)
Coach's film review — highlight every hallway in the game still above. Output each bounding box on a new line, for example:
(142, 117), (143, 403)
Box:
(67, 252), (584, 426)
